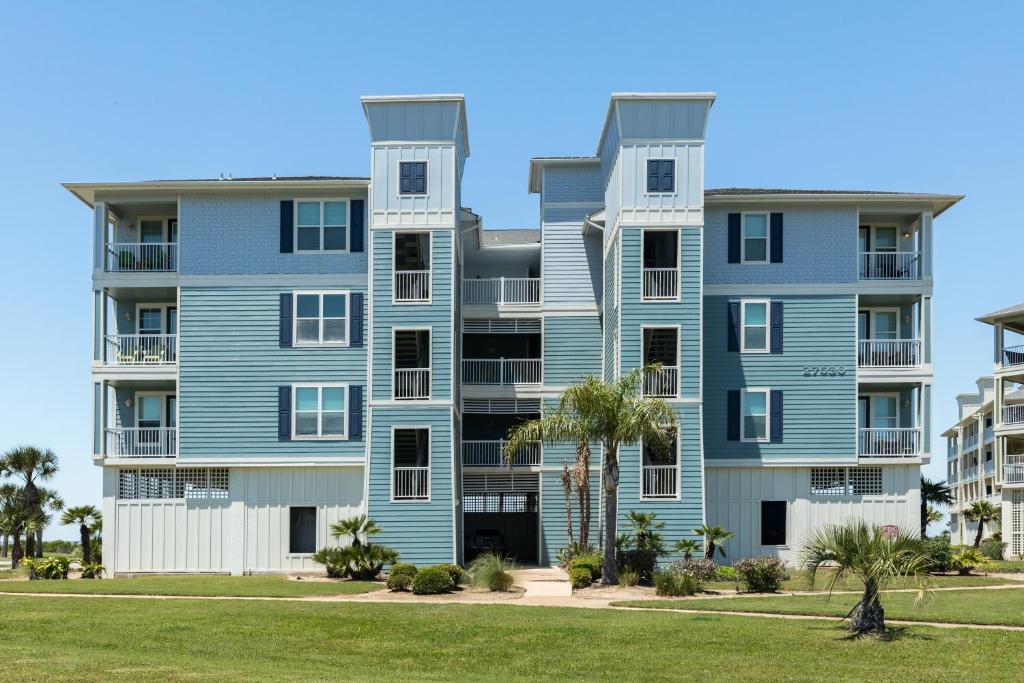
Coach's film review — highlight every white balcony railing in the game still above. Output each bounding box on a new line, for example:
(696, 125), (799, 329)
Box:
(104, 334), (177, 366)
(985, 460), (995, 476)
(105, 427), (177, 457)
(462, 278), (541, 305)
(462, 440), (541, 467)
(857, 340), (921, 368)
(642, 465), (678, 498)
(858, 428), (921, 457)
(394, 271), (431, 303)
(948, 470), (958, 484)
(394, 369), (430, 400)
(858, 251), (920, 280)
(1004, 405), (1024, 425)
(393, 467), (429, 500)
(964, 433), (979, 451)
(462, 359), (542, 385)
(1003, 344), (1024, 368)
(642, 268), (679, 300)
(963, 465), (979, 481)
(643, 366), (678, 397)
(1005, 459), (1024, 484)
(106, 242), (178, 272)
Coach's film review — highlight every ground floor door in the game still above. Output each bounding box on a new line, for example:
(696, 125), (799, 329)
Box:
(462, 472), (539, 565)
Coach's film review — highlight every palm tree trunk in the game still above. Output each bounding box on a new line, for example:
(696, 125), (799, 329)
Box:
(849, 594), (886, 635)
(601, 448), (619, 585)
(973, 520), (985, 548)
(705, 540), (715, 561)
(575, 442), (591, 548)
(560, 464), (575, 549)
(24, 529), (35, 558)
(920, 498), (928, 538)
(1, 534), (7, 558)
(80, 524), (92, 565)
(11, 529), (23, 569)
(35, 529), (43, 558)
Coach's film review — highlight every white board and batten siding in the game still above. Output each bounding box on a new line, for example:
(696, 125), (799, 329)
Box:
(705, 465), (920, 565)
(107, 467), (365, 575)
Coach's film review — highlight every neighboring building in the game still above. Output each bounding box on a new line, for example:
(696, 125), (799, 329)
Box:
(67, 93), (962, 574)
(943, 305), (1024, 556)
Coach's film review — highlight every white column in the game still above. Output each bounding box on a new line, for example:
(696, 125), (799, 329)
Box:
(101, 467), (117, 574)
(995, 323), (1004, 366)
(229, 468), (246, 575)
(920, 211), (933, 279)
(93, 202), (108, 271)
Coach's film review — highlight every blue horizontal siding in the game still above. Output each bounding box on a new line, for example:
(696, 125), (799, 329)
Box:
(540, 470), (600, 565)
(544, 315), (602, 387)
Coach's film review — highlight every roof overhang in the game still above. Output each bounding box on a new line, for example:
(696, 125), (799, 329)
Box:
(596, 92), (717, 158)
(62, 178), (370, 209)
(976, 304), (1024, 333)
(528, 157), (600, 194)
(704, 191), (964, 217)
(360, 93), (470, 157)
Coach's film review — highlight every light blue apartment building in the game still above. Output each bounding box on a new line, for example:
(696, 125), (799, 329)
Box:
(66, 93), (961, 573)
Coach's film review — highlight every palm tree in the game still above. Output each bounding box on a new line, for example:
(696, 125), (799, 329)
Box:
(925, 507), (943, 530)
(964, 500), (999, 548)
(0, 483), (20, 558)
(920, 477), (953, 538)
(329, 514), (381, 547)
(626, 511), (665, 553)
(0, 491), (32, 569)
(695, 524), (734, 560)
(802, 520), (933, 636)
(31, 487), (64, 557)
(0, 446), (58, 557)
(505, 368), (675, 583)
(61, 505), (101, 565)
(89, 516), (103, 563)
(674, 539), (702, 561)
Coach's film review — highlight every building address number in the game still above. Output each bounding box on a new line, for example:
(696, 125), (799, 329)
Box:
(802, 366), (848, 377)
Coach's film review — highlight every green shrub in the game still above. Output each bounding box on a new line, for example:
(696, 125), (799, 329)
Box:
(618, 568), (640, 587)
(951, 548), (987, 576)
(615, 548), (658, 585)
(556, 543), (599, 569)
(22, 556), (72, 580)
(714, 566), (738, 582)
(569, 553), (602, 581)
(468, 552), (517, 592)
(440, 563), (466, 586)
(653, 568), (701, 597)
(386, 563), (418, 591)
(311, 548), (349, 578)
(921, 535), (953, 573)
(733, 557), (790, 593)
(980, 538), (1008, 561)
(79, 562), (105, 579)
(672, 559), (718, 584)
(569, 567), (593, 589)
(411, 565), (455, 595)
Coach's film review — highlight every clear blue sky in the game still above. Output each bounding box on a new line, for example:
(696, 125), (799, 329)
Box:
(1, 2), (1020, 539)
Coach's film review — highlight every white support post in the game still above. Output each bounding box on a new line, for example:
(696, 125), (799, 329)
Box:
(921, 211), (933, 279)
(93, 202), (108, 271)
(995, 323), (1004, 366)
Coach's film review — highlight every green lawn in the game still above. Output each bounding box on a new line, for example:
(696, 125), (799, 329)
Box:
(4, 597), (1024, 681)
(615, 586), (1024, 627)
(704, 570), (1017, 592)
(0, 574), (381, 598)
(985, 559), (1024, 573)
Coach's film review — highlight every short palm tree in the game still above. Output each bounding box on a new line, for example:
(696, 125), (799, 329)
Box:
(920, 477), (953, 538)
(802, 520), (932, 636)
(330, 514), (381, 547)
(964, 500), (999, 548)
(626, 511), (665, 553)
(695, 524), (734, 560)
(31, 487), (64, 558)
(0, 490), (32, 568)
(0, 483), (21, 559)
(61, 505), (101, 565)
(674, 539), (702, 561)
(505, 368), (675, 584)
(0, 446), (58, 557)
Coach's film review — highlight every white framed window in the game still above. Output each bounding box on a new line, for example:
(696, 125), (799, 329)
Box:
(741, 213), (769, 264)
(292, 384), (348, 440)
(294, 291), (349, 346)
(392, 426), (431, 501)
(741, 388), (769, 442)
(641, 427), (679, 500)
(740, 300), (770, 353)
(295, 200), (348, 253)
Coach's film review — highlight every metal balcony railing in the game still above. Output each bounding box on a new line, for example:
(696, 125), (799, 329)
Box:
(857, 340), (921, 368)
(858, 251), (920, 280)
(642, 465), (678, 498)
(393, 467), (429, 500)
(394, 369), (430, 400)
(394, 271), (431, 302)
(105, 428), (177, 457)
(462, 278), (540, 305)
(106, 242), (178, 272)
(858, 428), (921, 457)
(462, 440), (540, 467)
(642, 268), (679, 300)
(462, 359), (542, 385)
(104, 334), (177, 366)
(643, 366), (678, 397)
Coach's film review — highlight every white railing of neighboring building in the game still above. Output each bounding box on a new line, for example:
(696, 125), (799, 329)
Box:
(394, 369), (430, 399)
(462, 359), (542, 385)
(1005, 459), (1024, 484)
(643, 366), (678, 397)
(1002, 344), (1024, 368)
(394, 271), (431, 302)
(462, 278), (541, 305)
(393, 467), (429, 499)
(105, 334), (177, 365)
(964, 433), (979, 451)
(858, 428), (921, 457)
(948, 470), (958, 484)
(642, 268), (679, 300)
(858, 251), (920, 280)
(105, 427), (177, 457)
(106, 242), (178, 272)
(462, 440), (541, 467)
(985, 460), (995, 476)
(963, 465), (979, 481)
(1004, 405), (1024, 425)
(857, 340), (921, 368)
(642, 465), (678, 498)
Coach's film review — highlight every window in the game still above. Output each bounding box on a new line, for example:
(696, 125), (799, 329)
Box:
(742, 389), (769, 442)
(848, 468), (883, 495)
(646, 159), (675, 193)
(393, 329), (431, 400)
(293, 385), (347, 439)
(394, 233), (431, 303)
(641, 429), (678, 499)
(294, 292), (349, 345)
(399, 161), (427, 195)
(761, 501), (787, 546)
(289, 507), (317, 554)
(393, 427), (430, 500)
(812, 467), (882, 496)
(295, 200), (348, 252)
(742, 213), (769, 263)
(140, 219), (164, 243)
(741, 301), (769, 353)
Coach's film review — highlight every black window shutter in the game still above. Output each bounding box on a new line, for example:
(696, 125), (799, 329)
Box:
(770, 213), (784, 263)
(350, 292), (363, 347)
(770, 301), (784, 354)
(280, 200), (294, 253)
(661, 160), (674, 192)
(646, 160), (658, 192)
(727, 390), (741, 441)
(350, 199), (364, 253)
(278, 386), (291, 441)
(770, 390), (783, 443)
(727, 301), (740, 352)
(414, 162), (426, 194)
(279, 294), (293, 347)
(400, 162), (412, 194)
(728, 213), (741, 263)
(349, 386), (363, 439)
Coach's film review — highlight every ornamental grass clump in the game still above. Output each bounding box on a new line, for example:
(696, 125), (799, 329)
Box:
(468, 552), (516, 592)
(653, 567), (702, 597)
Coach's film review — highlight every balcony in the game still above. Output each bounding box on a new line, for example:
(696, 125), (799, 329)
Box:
(1003, 344), (1024, 368)
(1004, 405), (1024, 426)
(394, 271), (431, 303)
(858, 252), (920, 280)
(858, 428), (921, 458)
(394, 369), (430, 400)
(463, 278), (540, 305)
(857, 340), (921, 368)
(1005, 461), (1024, 485)
(104, 334), (177, 366)
(642, 465), (678, 498)
(948, 470), (958, 484)
(105, 427), (177, 458)
(985, 460), (995, 476)
(642, 268), (679, 300)
(643, 366), (678, 397)
(964, 433), (979, 451)
(462, 359), (542, 385)
(393, 467), (429, 500)
(963, 465), (978, 481)
(106, 242), (178, 273)
(462, 440), (540, 467)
